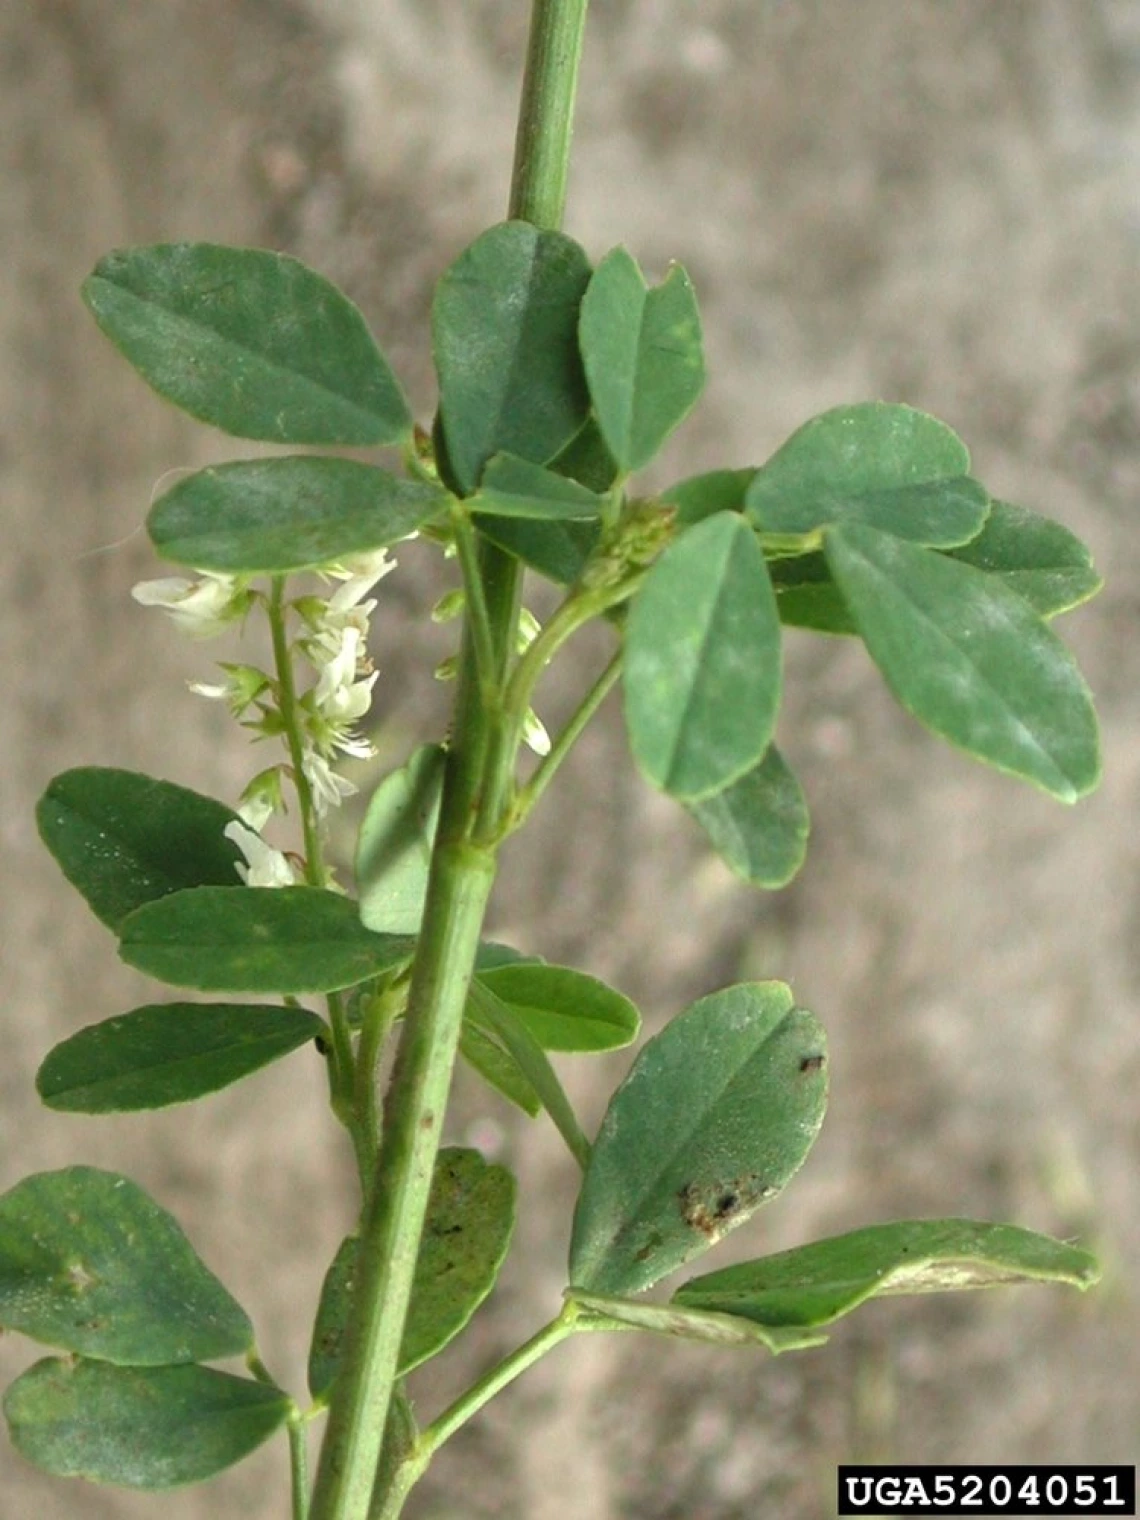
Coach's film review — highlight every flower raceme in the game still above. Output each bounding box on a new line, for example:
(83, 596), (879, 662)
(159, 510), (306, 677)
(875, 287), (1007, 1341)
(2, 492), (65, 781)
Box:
(131, 549), (398, 859)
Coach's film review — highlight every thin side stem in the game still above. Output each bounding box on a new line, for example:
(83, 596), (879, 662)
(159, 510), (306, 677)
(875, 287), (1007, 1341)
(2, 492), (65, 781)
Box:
(420, 1302), (581, 1456)
(502, 648), (621, 838)
(266, 578), (325, 882)
(289, 1417), (311, 1520)
(376, 1306), (582, 1515)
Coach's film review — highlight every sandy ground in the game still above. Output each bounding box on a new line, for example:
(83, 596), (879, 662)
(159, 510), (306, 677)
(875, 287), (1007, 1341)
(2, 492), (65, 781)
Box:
(1, 3), (1138, 1516)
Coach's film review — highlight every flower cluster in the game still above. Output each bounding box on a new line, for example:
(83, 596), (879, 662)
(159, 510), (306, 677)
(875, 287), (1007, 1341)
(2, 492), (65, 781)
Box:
(132, 548), (396, 881)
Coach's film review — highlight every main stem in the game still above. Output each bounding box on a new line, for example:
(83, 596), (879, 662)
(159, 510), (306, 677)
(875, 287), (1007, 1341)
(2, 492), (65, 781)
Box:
(308, 4), (589, 1517)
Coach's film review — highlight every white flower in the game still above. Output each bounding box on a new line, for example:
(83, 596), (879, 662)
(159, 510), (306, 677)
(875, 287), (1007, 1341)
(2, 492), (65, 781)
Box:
(522, 708), (552, 757)
(224, 820), (295, 888)
(132, 573), (249, 638)
(325, 548), (397, 613)
(302, 750), (358, 815)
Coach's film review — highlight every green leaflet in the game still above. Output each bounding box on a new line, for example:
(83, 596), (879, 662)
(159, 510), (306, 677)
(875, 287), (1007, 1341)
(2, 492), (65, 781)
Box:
(767, 552), (857, 636)
(471, 453), (605, 520)
(825, 522), (1101, 802)
(948, 497), (1103, 617)
(579, 247), (705, 472)
(476, 514), (600, 585)
(674, 1218), (1099, 1329)
(568, 1289), (825, 1355)
(356, 744), (446, 934)
(474, 962), (640, 1052)
(36, 1003), (325, 1113)
(83, 242), (411, 445)
(467, 981), (592, 1169)
(5, 1360), (290, 1489)
(569, 982), (828, 1294)
(148, 456), (448, 574)
(685, 744), (810, 888)
(36, 768), (243, 933)
(459, 1023), (543, 1118)
(0, 1168), (252, 1364)
(745, 403), (985, 549)
(308, 1148), (516, 1399)
(624, 511), (782, 800)
(118, 886), (417, 994)
(433, 221), (591, 494)
(661, 467), (756, 528)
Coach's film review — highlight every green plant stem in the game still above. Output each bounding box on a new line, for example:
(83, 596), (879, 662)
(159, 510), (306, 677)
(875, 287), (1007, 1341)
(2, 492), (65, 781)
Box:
(354, 981), (406, 1167)
(449, 507), (498, 701)
(309, 4), (590, 1516)
(504, 648), (621, 837)
(289, 1416), (311, 1520)
(423, 1301), (581, 1456)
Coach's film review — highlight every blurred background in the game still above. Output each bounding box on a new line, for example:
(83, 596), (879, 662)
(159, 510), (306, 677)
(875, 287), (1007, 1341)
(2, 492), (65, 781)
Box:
(2, 2), (1137, 1516)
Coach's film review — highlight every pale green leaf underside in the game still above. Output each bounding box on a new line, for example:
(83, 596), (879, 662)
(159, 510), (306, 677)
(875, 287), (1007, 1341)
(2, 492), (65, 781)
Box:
(356, 744), (446, 934)
(568, 1288), (826, 1355)
(674, 1218), (1099, 1329)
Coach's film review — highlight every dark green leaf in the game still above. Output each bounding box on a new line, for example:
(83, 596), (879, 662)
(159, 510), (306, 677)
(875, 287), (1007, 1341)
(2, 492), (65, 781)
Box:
(474, 941), (540, 972)
(467, 983), (592, 1169)
(475, 963), (640, 1052)
(472, 453), (604, 520)
(686, 745), (810, 888)
(569, 982), (828, 1295)
(674, 1219), (1099, 1329)
(476, 514), (599, 585)
(459, 1024), (542, 1117)
(624, 511), (782, 799)
(947, 498), (1103, 617)
(398, 1148), (517, 1375)
(148, 457), (447, 574)
(0, 1168), (251, 1364)
(745, 403), (983, 549)
(308, 1148), (516, 1399)
(36, 1003), (324, 1113)
(83, 243), (411, 445)
(119, 886), (416, 994)
(4, 1359), (290, 1489)
(36, 768), (243, 933)
(767, 553), (856, 636)
(548, 416), (620, 492)
(356, 745), (445, 934)
(661, 468), (756, 528)
(579, 247), (705, 473)
(568, 1288), (825, 1354)
(433, 221), (591, 494)
(825, 522), (1101, 802)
